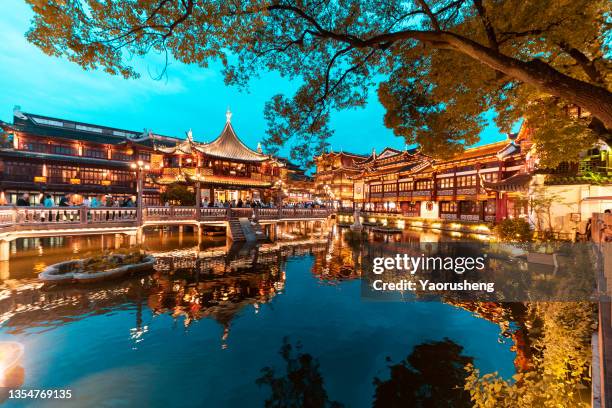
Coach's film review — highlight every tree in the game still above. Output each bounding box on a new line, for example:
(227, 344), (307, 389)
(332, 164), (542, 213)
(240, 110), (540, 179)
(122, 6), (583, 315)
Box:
(160, 184), (195, 205)
(24, 0), (611, 166)
(466, 302), (594, 408)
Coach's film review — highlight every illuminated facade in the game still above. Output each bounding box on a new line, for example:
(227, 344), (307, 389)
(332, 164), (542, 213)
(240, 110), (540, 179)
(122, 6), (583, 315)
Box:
(0, 107), (177, 205)
(314, 151), (368, 207)
(151, 109), (287, 204)
(352, 137), (529, 222)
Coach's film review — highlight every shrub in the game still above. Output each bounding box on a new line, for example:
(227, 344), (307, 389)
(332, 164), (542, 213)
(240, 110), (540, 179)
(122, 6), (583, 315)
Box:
(495, 218), (533, 242)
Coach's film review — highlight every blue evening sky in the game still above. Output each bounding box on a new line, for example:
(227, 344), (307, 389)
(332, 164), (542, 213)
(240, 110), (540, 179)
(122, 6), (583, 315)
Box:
(0, 0), (509, 162)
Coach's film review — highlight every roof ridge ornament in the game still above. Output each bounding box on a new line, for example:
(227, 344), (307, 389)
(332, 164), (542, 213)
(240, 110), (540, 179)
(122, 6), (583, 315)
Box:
(257, 142), (263, 153)
(13, 105), (27, 120)
(186, 129), (193, 141)
(226, 106), (232, 123)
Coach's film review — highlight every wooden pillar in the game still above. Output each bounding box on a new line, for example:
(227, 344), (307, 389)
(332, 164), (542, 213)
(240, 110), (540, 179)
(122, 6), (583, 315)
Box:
(195, 181), (201, 219)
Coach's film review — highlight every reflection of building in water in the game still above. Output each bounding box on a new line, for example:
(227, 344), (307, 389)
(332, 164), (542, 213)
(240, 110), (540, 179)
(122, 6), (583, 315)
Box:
(311, 232), (361, 281)
(0, 241), (327, 340)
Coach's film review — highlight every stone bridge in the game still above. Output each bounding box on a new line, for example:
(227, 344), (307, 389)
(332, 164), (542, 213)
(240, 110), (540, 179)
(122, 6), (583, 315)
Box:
(0, 206), (333, 260)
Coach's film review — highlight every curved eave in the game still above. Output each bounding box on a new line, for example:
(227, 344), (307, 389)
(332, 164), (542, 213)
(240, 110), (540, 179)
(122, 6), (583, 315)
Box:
(188, 174), (272, 188)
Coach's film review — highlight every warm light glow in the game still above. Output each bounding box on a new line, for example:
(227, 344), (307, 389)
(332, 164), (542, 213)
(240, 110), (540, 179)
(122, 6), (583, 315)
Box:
(431, 222), (442, 229)
(130, 163), (137, 169)
(471, 224), (490, 232)
(397, 220), (405, 229)
(69, 178), (81, 185)
(33, 176), (47, 183)
(411, 221), (424, 227)
(450, 223), (462, 230)
(137, 160), (144, 166)
(450, 231), (462, 237)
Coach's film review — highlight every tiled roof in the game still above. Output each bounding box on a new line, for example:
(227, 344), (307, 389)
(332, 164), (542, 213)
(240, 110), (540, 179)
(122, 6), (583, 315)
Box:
(195, 122), (269, 162)
(481, 173), (531, 192)
(6, 112), (180, 148)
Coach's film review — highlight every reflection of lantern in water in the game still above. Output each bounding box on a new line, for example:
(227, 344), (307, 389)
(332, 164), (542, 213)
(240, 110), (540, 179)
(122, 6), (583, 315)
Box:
(0, 342), (24, 388)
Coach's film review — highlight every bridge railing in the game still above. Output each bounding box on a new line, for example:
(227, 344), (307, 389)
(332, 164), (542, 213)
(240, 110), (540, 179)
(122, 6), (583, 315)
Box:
(0, 206), (139, 227)
(89, 208), (138, 223)
(255, 208), (279, 220)
(199, 208), (229, 221)
(229, 208), (254, 219)
(144, 206), (196, 221)
(0, 205), (333, 229)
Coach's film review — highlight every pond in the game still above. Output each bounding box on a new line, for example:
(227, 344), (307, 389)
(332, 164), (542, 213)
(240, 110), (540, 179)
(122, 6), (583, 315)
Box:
(0, 225), (516, 407)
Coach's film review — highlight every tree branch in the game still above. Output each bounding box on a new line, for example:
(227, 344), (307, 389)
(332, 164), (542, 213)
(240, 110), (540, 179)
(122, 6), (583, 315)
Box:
(415, 0), (441, 31)
(557, 41), (605, 85)
(472, 0), (498, 51)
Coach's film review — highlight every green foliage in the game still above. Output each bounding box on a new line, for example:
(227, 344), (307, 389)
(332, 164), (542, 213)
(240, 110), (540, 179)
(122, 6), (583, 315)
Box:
(160, 185), (195, 206)
(466, 302), (594, 408)
(23, 0), (612, 166)
(495, 218), (533, 242)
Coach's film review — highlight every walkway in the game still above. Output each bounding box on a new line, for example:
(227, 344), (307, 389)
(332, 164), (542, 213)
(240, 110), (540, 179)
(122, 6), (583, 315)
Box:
(0, 205), (332, 238)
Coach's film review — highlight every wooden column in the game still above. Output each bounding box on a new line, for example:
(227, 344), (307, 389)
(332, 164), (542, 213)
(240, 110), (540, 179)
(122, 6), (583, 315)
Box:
(195, 181), (201, 219)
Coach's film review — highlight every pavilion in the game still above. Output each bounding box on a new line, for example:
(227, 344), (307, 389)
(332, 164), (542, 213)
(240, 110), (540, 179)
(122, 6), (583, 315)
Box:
(150, 109), (283, 205)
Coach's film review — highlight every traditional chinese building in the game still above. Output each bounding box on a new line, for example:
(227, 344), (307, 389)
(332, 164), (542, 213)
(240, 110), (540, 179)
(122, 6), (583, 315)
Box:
(151, 109), (284, 205)
(276, 158), (315, 204)
(348, 137), (528, 222)
(314, 150), (368, 207)
(312, 131), (532, 224)
(0, 107), (178, 205)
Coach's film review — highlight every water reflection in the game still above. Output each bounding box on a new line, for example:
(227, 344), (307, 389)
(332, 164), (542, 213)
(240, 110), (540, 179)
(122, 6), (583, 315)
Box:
(0, 224), (518, 407)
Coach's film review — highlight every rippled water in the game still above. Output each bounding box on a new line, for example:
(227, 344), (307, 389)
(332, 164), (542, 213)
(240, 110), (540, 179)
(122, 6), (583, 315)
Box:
(0, 225), (515, 407)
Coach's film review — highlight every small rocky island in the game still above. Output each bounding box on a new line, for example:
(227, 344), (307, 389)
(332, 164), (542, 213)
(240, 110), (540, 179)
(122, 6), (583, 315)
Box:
(39, 251), (155, 284)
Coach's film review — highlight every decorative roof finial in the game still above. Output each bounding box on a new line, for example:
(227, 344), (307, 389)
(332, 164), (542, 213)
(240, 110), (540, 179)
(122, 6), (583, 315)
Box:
(226, 106), (232, 123)
(187, 129), (193, 141)
(257, 142), (263, 153)
(13, 105), (27, 120)
(372, 148), (377, 158)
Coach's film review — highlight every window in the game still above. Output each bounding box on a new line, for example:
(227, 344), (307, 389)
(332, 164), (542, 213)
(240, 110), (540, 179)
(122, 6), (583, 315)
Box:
(437, 177), (454, 189)
(20, 141), (48, 153)
(415, 179), (433, 190)
(4, 162), (43, 179)
(456, 175), (476, 187)
(383, 183), (397, 192)
(370, 184), (383, 193)
(459, 201), (479, 214)
(138, 152), (151, 162)
(84, 148), (106, 159)
(440, 201), (457, 213)
(399, 181), (412, 191)
(51, 145), (77, 156)
(481, 172), (499, 182)
(112, 151), (132, 161)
